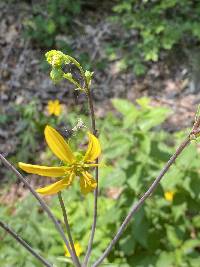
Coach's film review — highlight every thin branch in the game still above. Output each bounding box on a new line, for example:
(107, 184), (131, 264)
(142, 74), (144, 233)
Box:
(0, 154), (80, 267)
(57, 192), (81, 266)
(0, 220), (52, 267)
(92, 136), (191, 267)
(83, 87), (98, 267)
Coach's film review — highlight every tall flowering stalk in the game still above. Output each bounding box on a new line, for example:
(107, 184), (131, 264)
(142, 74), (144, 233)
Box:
(45, 50), (100, 266)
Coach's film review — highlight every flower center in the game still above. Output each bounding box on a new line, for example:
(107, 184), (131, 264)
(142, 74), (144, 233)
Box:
(68, 161), (87, 175)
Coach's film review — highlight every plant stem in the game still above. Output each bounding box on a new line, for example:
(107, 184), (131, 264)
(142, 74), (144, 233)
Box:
(92, 136), (191, 267)
(0, 154), (80, 267)
(57, 192), (81, 266)
(86, 89), (96, 135)
(83, 88), (98, 267)
(0, 220), (52, 267)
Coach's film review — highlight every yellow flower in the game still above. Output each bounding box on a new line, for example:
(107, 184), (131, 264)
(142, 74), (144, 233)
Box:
(164, 191), (175, 202)
(47, 100), (62, 116)
(18, 125), (101, 195)
(64, 242), (83, 258)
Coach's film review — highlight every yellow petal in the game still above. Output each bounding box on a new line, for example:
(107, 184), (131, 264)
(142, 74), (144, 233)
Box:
(47, 101), (54, 115)
(18, 162), (67, 177)
(45, 125), (75, 163)
(64, 242), (83, 257)
(164, 191), (174, 202)
(36, 176), (73, 195)
(83, 132), (101, 162)
(54, 100), (60, 106)
(80, 171), (97, 195)
(54, 103), (61, 116)
(74, 243), (83, 257)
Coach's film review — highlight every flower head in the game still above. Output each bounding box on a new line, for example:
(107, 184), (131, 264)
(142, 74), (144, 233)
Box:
(45, 50), (70, 67)
(47, 100), (62, 116)
(64, 242), (83, 257)
(18, 125), (101, 195)
(164, 191), (175, 202)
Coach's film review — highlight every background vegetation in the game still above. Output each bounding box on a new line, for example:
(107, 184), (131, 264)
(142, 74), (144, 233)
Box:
(1, 98), (200, 266)
(1, 0), (200, 266)
(23, 0), (200, 78)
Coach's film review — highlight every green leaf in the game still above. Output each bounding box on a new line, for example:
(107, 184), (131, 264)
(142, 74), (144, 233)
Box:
(119, 235), (135, 255)
(192, 215), (200, 228)
(139, 107), (171, 131)
(123, 110), (139, 128)
(103, 134), (132, 159)
(136, 97), (151, 109)
(188, 257), (200, 267)
(139, 134), (151, 155)
(46, 20), (56, 34)
(172, 202), (187, 221)
(112, 98), (138, 117)
(132, 208), (149, 248)
(161, 167), (183, 189)
(156, 252), (175, 267)
(181, 239), (200, 255)
(127, 165), (142, 192)
(100, 166), (126, 188)
(166, 225), (182, 248)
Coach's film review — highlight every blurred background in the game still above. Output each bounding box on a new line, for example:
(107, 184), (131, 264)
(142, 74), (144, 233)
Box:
(0, 1), (200, 266)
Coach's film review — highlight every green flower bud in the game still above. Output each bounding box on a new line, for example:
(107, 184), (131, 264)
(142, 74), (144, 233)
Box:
(85, 70), (94, 86)
(50, 67), (64, 83)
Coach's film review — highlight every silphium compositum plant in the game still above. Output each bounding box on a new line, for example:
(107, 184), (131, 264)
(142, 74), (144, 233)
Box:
(16, 51), (101, 266)
(2, 49), (200, 267)
(19, 125), (101, 195)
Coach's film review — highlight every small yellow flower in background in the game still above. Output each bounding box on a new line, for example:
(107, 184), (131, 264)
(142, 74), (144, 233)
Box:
(47, 100), (62, 116)
(64, 242), (83, 258)
(18, 125), (101, 195)
(164, 191), (175, 202)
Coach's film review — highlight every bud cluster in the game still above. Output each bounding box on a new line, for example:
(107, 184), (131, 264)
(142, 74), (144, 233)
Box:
(45, 50), (94, 92)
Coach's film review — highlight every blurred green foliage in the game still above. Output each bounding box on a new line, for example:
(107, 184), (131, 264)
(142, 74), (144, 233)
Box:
(22, 0), (200, 75)
(112, 0), (200, 75)
(3, 100), (56, 164)
(23, 0), (82, 48)
(1, 98), (200, 266)
(0, 99), (69, 181)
